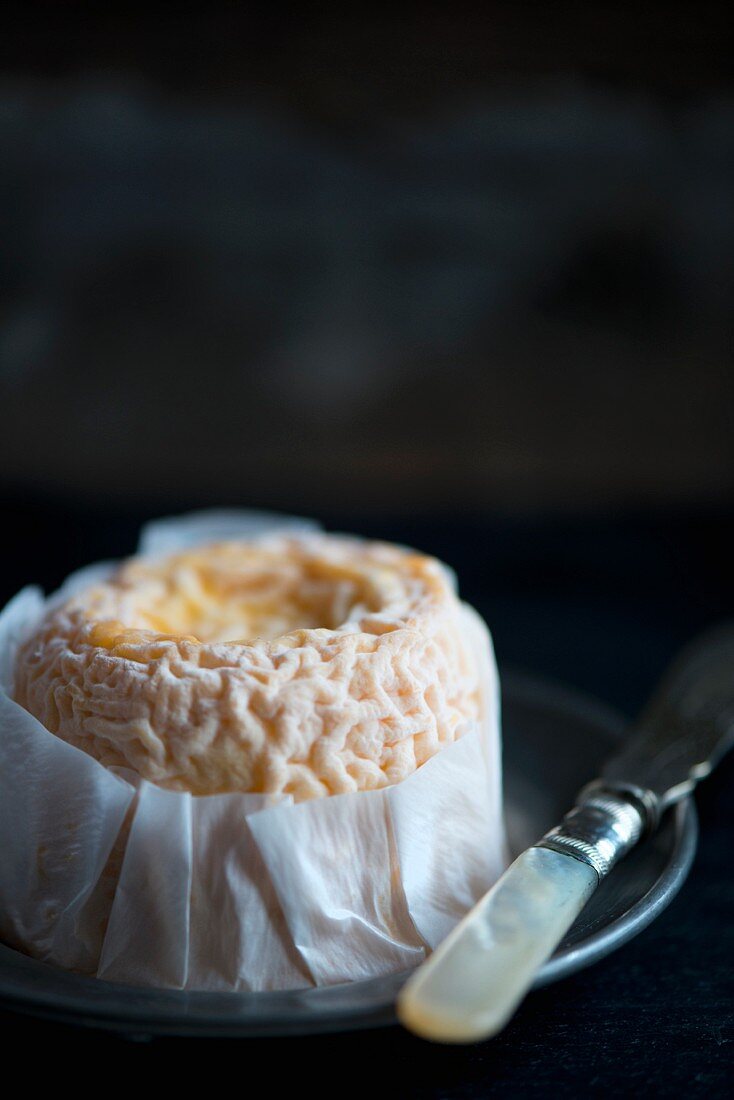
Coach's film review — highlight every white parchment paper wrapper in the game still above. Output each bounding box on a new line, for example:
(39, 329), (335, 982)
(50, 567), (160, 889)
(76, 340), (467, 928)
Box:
(0, 511), (505, 991)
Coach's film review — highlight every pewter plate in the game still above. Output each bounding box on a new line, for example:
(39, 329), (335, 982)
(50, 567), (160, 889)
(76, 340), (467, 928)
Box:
(0, 671), (697, 1037)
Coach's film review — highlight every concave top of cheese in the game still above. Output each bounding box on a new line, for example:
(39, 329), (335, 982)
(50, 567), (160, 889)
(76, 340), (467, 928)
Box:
(14, 534), (482, 800)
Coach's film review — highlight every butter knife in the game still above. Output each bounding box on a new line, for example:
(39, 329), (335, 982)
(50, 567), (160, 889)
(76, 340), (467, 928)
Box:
(398, 624), (734, 1043)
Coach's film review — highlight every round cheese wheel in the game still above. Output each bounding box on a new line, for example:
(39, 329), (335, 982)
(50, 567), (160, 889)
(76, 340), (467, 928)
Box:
(15, 534), (483, 800)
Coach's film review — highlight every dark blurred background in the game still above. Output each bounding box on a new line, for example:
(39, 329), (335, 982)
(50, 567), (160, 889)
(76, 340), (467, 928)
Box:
(1, 4), (732, 515)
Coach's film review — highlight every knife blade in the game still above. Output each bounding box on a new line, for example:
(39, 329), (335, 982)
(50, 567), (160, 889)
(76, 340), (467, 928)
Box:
(398, 623), (734, 1043)
(601, 623), (734, 814)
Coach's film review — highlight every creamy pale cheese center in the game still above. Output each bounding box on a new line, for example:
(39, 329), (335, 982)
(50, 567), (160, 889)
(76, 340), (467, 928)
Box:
(89, 544), (397, 649)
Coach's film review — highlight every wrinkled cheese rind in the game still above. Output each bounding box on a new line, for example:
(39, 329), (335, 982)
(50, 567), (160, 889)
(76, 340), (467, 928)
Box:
(15, 535), (483, 800)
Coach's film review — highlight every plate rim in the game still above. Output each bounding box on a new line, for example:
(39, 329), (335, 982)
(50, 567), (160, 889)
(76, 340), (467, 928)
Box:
(500, 670), (698, 988)
(0, 669), (698, 1037)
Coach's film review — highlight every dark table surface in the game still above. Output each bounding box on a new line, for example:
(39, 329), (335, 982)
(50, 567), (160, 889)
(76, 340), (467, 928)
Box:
(1, 496), (733, 1096)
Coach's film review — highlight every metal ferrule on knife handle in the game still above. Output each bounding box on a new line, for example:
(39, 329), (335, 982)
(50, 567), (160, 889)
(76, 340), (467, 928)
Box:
(536, 788), (647, 879)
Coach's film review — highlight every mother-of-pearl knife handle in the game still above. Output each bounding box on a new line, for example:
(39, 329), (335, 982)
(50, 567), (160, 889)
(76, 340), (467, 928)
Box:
(398, 792), (644, 1043)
